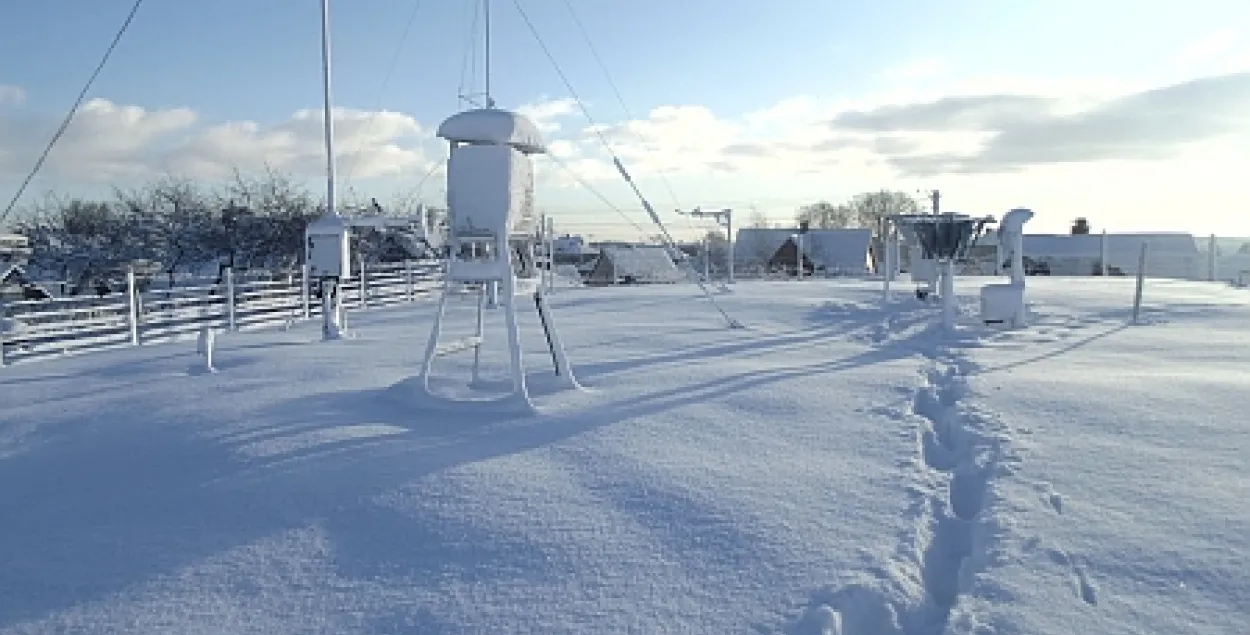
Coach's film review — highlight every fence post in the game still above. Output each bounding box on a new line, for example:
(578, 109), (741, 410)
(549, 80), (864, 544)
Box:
(1100, 230), (1108, 276)
(127, 267), (141, 345)
(0, 328), (7, 367)
(405, 260), (415, 302)
(358, 254), (367, 309)
(1132, 242), (1148, 325)
(301, 263), (311, 319)
(226, 267), (237, 332)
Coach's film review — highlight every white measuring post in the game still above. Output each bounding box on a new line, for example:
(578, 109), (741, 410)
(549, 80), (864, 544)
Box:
(1100, 230), (1109, 276)
(356, 252), (367, 309)
(225, 266), (237, 332)
(405, 259), (415, 301)
(127, 267), (141, 345)
(1132, 242), (1148, 325)
(882, 229), (893, 303)
(196, 326), (217, 372)
(300, 262), (311, 319)
(703, 236), (711, 281)
(545, 216), (556, 293)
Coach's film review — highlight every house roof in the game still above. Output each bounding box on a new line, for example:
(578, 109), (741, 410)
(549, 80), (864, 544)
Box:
(1021, 233), (1200, 258)
(591, 245), (684, 282)
(735, 228), (873, 270)
(1, 263), (24, 285)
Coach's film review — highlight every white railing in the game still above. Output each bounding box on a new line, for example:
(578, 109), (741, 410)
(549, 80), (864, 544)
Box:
(0, 260), (443, 367)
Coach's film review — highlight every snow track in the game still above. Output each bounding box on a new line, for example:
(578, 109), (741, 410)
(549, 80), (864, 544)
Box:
(789, 331), (1021, 635)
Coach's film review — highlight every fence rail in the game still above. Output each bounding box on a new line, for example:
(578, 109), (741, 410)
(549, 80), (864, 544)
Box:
(1, 260), (444, 367)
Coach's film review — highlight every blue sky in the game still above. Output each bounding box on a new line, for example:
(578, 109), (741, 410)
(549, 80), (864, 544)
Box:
(3, 0), (1250, 238)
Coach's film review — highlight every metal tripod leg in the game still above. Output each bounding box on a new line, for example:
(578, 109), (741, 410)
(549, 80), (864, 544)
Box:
(534, 289), (579, 388)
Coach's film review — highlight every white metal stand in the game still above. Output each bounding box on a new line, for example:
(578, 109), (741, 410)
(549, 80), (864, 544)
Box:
(419, 244), (577, 412)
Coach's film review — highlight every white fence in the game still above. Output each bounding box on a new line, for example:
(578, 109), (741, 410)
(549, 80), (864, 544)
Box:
(0, 260), (443, 367)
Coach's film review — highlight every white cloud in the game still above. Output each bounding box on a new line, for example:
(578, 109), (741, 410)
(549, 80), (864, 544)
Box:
(517, 97), (580, 134)
(1174, 28), (1242, 68)
(4, 68), (1250, 236)
(0, 98), (438, 185)
(0, 85), (25, 107)
(167, 107), (434, 182)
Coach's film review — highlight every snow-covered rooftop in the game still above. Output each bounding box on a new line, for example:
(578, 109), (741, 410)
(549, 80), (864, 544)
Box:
(588, 244), (684, 283)
(735, 228), (873, 271)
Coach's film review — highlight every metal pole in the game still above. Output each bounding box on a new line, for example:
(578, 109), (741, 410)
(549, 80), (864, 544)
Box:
(1132, 242), (1148, 324)
(941, 259), (956, 331)
(701, 236), (709, 281)
(1100, 230), (1109, 276)
(545, 216), (556, 293)
(882, 230), (892, 302)
(127, 267), (140, 345)
(357, 252), (366, 309)
(1209, 234), (1218, 282)
(300, 262), (311, 319)
(795, 233), (804, 279)
(225, 267), (237, 332)
(726, 209), (735, 284)
(320, 0), (338, 219)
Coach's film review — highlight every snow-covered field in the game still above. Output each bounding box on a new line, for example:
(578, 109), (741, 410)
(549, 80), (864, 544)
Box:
(0, 277), (1246, 634)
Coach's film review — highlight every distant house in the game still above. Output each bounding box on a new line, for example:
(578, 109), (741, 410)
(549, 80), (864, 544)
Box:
(735, 228), (873, 276)
(1019, 233), (1201, 279)
(1, 264), (53, 302)
(585, 245), (684, 285)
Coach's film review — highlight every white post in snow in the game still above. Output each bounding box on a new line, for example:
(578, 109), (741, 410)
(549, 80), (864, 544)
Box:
(225, 267), (237, 332)
(538, 213), (549, 292)
(487, 281), (500, 308)
(545, 216), (556, 293)
(941, 259), (957, 332)
(405, 259), (415, 301)
(703, 236), (711, 281)
(1100, 230), (1109, 276)
(1132, 242), (1148, 325)
(127, 267), (141, 345)
(301, 263), (311, 319)
(356, 252), (366, 309)
(195, 326), (217, 372)
(795, 233), (804, 280)
(882, 231), (893, 302)
(1209, 234), (1218, 282)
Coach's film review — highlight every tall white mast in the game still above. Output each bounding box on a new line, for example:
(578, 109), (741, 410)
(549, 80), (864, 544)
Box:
(320, 0), (338, 217)
(484, 0), (495, 108)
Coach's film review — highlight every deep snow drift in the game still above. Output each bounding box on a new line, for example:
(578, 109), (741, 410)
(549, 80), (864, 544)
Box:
(0, 277), (1246, 634)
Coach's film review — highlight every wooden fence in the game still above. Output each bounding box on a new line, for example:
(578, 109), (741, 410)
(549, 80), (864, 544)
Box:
(0, 260), (443, 366)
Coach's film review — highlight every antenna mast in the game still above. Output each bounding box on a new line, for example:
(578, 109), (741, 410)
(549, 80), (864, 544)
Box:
(320, 0), (338, 217)
(484, 0), (495, 108)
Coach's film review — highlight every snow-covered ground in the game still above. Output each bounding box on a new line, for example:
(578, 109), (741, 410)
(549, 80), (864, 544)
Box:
(0, 277), (1246, 634)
